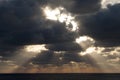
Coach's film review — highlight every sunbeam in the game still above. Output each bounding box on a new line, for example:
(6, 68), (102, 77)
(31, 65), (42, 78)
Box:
(0, 0), (120, 74)
(80, 46), (120, 73)
(0, 45), (48, 73)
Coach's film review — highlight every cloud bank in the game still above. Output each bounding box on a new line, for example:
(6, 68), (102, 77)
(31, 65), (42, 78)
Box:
(2, 0), (120, 73)
(80, 3), (120, 46)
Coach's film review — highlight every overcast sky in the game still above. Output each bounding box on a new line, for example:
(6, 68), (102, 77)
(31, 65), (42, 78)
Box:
(0, 0), (120, 73)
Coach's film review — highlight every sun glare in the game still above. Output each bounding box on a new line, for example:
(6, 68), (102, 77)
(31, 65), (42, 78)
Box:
(24, 45), (48, 53)
(42, 6), (78, 32)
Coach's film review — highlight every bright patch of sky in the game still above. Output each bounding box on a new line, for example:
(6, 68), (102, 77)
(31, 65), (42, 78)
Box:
(102, 0), (120, 8)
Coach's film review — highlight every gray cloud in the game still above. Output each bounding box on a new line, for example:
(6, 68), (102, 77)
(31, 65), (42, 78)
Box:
(0, 0), (80, 46)
(45, 0), (102, 14)
(45, 42), (82, 51)
(0, 0), (113, 70)
(79, 3), (120, 46)
(0, 0), (78, 60)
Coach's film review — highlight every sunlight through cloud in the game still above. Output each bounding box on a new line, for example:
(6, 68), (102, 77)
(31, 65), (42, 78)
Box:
(75, 36), (95, 50)
(101, 0), (120, 8)
(80, 47), (96, 56)
(42, 6), (78, 32)
(24, 45), (48, 53)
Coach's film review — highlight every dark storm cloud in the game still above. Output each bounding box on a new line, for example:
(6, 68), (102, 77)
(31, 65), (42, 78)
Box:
(0, 0), (42, 45)
(80, 3), (120, 46)
(0, 0), (78, 46)
(45, 42), (82, 51)
(0, 0), (103, 67)
(45, 0), (102, 14)
(0, 0), (80, 67)
(0, 0), (102, 48)
(27, 50), (97, 67)
(0, 0), (43, 58)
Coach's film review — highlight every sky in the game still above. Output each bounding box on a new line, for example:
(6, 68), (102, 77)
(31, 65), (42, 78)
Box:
(0, 0), (120, 73)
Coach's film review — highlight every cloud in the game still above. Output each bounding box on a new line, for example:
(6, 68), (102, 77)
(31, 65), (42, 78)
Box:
(45, 42), (82, 51)
(44, 0), (102, 14)
(27, 50), (98, 67)
(0, 3), (78, 70)
(80, 3), (120, 46)
(0, 0), (102, 49)
(0, 0), (110, 71)
(0, 0), (80, 46)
